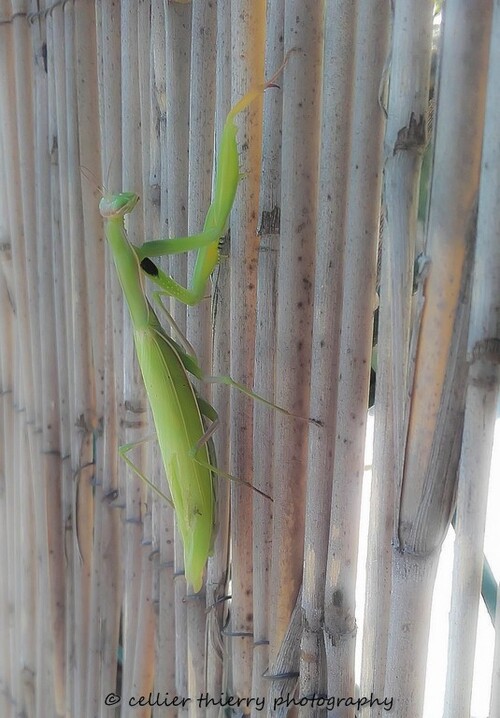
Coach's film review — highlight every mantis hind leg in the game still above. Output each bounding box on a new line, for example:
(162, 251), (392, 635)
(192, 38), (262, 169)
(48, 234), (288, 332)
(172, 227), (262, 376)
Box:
(185, 405), (271, 501)
(203, 374), (321, 425)
(119, 436), (173, 508)
(119, 392), (271, 502)
(190, 428), (272, 502)
(151, 294), (320, 426)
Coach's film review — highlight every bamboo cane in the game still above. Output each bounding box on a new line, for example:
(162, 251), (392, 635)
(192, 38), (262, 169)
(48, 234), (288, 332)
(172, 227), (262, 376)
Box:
(301, 0), (357, 705)
(443, 1), (500, 711)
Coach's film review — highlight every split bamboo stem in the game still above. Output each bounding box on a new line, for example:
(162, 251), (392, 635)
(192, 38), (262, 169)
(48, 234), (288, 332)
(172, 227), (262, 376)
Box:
(361, 0), (434, 707)
(385, 2), (493, 716)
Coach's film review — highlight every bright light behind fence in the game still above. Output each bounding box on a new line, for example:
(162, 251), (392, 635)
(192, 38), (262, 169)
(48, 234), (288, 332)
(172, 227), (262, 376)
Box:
(356, 404), (499, 718)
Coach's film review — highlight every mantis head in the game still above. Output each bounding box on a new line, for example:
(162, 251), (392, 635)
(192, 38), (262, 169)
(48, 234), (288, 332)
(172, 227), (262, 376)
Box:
(99, 192), (140, 219)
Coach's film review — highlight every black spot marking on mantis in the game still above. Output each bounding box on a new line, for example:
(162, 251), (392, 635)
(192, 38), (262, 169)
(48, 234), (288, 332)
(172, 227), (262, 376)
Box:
(140, 257), (159, 277)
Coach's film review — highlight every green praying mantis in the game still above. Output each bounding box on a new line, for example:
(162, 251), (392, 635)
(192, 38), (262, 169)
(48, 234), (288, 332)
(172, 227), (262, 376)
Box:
(100, 61), (290, 593)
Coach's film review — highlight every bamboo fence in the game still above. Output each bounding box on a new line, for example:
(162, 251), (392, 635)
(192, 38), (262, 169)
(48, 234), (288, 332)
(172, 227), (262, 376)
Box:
(0, 1), (499, 718)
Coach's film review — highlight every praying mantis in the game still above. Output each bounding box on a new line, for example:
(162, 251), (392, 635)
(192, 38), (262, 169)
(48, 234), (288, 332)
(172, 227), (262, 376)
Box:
(100, 62), (290, 592)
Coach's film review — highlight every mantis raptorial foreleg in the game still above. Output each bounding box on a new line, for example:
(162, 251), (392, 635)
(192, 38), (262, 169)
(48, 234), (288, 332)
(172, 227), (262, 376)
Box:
(134, 56), (293, 305)
(119, 437), (174, 509)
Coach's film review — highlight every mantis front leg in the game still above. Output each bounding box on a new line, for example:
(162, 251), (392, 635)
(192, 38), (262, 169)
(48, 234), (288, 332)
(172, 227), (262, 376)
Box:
(135, 228), (221, 306)
(135, 60), (291, 306)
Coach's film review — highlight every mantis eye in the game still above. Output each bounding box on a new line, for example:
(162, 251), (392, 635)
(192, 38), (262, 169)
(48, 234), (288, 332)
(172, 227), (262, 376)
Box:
(99, 192), (140, 218)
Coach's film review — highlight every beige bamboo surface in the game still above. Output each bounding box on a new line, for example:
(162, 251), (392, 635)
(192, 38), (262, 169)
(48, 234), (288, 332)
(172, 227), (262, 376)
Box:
(0, 2), (499, 718)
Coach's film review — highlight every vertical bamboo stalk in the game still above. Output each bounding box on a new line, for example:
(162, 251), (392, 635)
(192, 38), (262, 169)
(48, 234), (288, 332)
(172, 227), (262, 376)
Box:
(2, 5), (43, 714)
(251, 2), (285, 708)
(228, 0), (266, 703)
(205, 3), (232, 711)
(97, 1), (140, 713)
(20, 424), (37, 718)
(71, 0), (121, 713)
(8, 2), (39, 430)
(269, 0), (323, 668)
(50, 5), (81, 713)
(49, 9), (70, 716)
(63, 2), (97, 713)
(119, 1), (143, 706)
(31, 5), (67, 713)
(164, 0), (191, 332)
(186, 0), (216, 366)
(95, 0), (125, 709)
(132, 3), (157, 710)
(150, 0), (178, 702)
(119, 4), (155, 715)
(46, 12), (74, 713)
(0, 171), (16, 717)
(443, 1), (500, 711)
(26, 7), (55, 714)
(322, 1), (389, 711)
(0, 29), (16, 718)
(162, 4), (192, 709)
(184, 5), (217, 711)
(301, 0), (356, 706)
